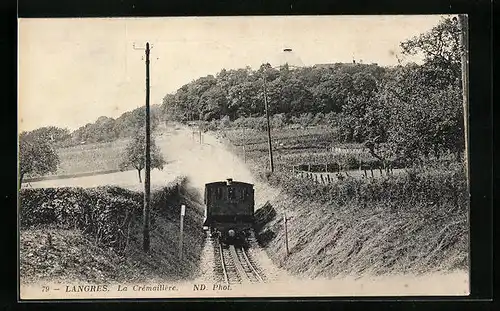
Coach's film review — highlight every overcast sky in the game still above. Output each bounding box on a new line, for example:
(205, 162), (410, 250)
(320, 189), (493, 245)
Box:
(18, 15), (450, 132)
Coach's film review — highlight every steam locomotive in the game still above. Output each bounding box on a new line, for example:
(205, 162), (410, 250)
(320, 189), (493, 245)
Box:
(203, 178), (255, 244)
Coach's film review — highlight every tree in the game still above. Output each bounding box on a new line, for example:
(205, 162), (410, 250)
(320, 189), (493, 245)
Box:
(28, 126), (71, 145)
(119, 131), (166, 183)
(400, 17), (462, 86)
(18, 132), (60, 188)
(337, 72), (379, 142)
(311, 72), (352, 113)
(377, 63), (464, 163)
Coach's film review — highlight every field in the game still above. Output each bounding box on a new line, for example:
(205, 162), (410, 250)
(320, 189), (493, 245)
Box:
(55, 138), (131, 176)
(24, 131), (177, 191)
(219, 126), (340, 170)
(217, 126), (390, 175)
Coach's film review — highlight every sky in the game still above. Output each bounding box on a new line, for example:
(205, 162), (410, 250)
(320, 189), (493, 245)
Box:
(18, 15), (450, 132)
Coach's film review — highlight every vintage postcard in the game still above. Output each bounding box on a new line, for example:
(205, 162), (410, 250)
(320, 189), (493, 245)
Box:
(18, 15), (470, 300)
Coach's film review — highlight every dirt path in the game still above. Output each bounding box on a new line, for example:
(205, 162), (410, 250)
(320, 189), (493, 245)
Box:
(156, 128), (281, 207)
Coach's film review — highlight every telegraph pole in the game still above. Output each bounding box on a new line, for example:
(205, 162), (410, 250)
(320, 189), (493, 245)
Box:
(263, 74), (274, 172)
(144, 42), (152, 252)
(243, 127), (246, 163)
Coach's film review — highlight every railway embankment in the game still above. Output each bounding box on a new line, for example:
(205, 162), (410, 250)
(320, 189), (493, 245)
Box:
(253, 164), (469, 279)
(19, 177), (206, 285)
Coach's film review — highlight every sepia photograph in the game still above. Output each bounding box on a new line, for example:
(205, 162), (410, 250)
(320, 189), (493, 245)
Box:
(17, 15), (470, 299)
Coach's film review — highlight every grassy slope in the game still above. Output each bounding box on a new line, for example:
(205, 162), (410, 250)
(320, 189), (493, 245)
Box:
(19, 181), (206, 285)
(255, 182), (468, 278)
(55, 139), (131, 175)
(222, 126), (469, 278)
(55, 128), (167, 176)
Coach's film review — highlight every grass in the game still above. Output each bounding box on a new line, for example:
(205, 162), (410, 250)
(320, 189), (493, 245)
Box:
(253, 164), (469, 278)
(55, 138), (131, 176)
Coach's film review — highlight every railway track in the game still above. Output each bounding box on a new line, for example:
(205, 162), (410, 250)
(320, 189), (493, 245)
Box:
(210, 233), (266, 285)
(233, 246), (264, 283)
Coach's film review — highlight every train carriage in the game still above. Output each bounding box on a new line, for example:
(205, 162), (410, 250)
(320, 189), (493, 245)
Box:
(203, 178), (255, 244)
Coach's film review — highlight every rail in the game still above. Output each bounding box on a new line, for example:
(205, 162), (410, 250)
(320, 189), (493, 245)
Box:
(218, 241), (229, 285)
(235, 246), (264, 283)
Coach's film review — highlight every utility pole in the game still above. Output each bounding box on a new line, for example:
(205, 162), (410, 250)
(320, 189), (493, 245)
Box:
(243, 127), (246, 163)
(458, 14), (469, 180)
(133, 42), (152, 252)
(144, 42), (152, 252)
(133, 42), (152, 253)
(263, 74), (274, 172)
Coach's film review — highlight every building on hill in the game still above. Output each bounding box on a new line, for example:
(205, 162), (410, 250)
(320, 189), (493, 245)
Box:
(268, 48), (304, 69)
(313, 62), (380, 69)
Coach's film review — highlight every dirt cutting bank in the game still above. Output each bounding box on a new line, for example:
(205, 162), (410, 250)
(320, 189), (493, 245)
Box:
(252, 166), (469, 280)
(19, 177), (206, 285)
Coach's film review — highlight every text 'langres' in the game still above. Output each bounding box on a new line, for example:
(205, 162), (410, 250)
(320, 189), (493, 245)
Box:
(65, 285), (109, 292)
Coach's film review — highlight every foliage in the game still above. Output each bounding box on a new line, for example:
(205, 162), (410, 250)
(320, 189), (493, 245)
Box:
(161, 63), (386, 123)
(19, 180), (185, 255)
(19, 186), (142, 254)
(27, 126), (71, 146)
(400, 16), (462, 86)
(68, 105), (161, 146)
(119, 130), (166, 183)
(269, 164), (468, 209)
(19, 131), (60, 186)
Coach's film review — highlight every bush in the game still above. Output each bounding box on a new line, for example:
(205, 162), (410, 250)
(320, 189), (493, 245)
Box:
(271, 113), (287, 128)
(219, 115), (231, 128)
(270, 165), (468, 211)
(18, 180), (186, 255)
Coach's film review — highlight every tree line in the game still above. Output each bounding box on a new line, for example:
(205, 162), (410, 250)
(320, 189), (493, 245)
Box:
(162, 17), (465, 166)
(21, 105), (164, 149)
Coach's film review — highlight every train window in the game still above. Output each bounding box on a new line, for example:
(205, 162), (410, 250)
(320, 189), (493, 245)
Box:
(240, 188), (245, 200)
(228, 187), (235, 200)
(216, 187), (222, 200)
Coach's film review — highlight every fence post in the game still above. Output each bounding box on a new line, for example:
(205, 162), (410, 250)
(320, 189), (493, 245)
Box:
(284, 212), (290, 256)
(179, 204), (185, 260)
